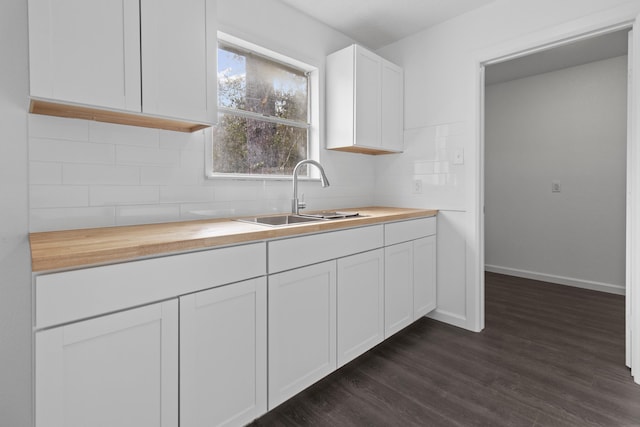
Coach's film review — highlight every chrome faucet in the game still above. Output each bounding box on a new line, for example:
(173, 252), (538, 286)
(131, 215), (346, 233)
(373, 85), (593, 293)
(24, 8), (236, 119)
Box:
(291, 160), (330, 215)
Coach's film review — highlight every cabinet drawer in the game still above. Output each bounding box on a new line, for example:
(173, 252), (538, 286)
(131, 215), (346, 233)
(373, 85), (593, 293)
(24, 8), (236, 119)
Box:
(35, 242), (266, 329)
(384, 217), (436, 246)
(268, 225), (383, 274)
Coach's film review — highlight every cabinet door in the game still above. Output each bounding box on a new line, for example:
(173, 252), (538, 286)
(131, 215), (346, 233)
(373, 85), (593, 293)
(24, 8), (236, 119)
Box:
(413, 235), (437, 318)
(384, 241), (414, 337)
(268, 261), (337, 409)
(337, 249), (384, 367)
(141, 0), (216, 123)
(28, 0), (141, 111)
(35, 300), (178, 427)
(354, 46), (381, 149)
(381, 60), (404, 152)
(180, 277), (267, 427)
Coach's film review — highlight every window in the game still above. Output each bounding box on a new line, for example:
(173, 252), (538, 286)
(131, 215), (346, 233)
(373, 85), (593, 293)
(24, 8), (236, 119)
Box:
(208, 36), (317, 178)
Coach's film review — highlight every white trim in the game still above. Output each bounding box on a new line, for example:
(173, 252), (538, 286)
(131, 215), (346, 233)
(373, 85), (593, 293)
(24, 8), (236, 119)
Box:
(627, 29), (634, 368)
(427, 309), (467, 329)
(483, 22), (633, 67)
(630, 18), (640, 382)
(485, 265), (626, 296)
(217, 32), (316, 73)
(218, 107), (310, 129)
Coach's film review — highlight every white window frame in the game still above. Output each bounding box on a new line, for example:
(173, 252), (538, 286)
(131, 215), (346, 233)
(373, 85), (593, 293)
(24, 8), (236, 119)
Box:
(206, 32), (320, 181)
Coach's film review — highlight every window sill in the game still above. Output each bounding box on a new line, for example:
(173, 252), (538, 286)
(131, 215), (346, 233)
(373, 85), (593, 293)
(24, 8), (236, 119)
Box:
(205, 172), (320, 182)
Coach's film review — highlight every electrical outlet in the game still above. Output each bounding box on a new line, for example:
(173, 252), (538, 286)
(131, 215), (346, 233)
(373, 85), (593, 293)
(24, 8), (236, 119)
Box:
(453, 148), (464, 165)
(412, 179), (423, 194)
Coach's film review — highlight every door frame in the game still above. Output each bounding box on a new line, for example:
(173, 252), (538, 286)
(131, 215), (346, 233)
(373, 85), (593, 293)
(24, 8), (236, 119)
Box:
(472, 6), (640, 382)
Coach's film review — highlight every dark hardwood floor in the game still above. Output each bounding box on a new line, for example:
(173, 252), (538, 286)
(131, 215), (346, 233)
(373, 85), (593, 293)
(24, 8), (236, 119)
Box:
(250, 272), (640, 426)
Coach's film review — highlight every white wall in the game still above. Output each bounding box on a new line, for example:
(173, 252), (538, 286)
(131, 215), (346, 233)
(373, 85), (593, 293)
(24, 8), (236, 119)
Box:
(0, 0), (32, 425)
(29, 0), (375, 232)
(485, 56), (628, 294)
(377, 0), (640, 331)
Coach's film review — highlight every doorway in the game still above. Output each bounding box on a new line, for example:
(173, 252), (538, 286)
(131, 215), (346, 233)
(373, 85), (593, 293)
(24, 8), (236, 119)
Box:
(479, 25), (636, 377)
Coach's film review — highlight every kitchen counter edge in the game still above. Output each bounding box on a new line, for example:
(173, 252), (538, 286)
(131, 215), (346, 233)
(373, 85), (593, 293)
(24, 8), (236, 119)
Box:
(29, 206), (438, 272)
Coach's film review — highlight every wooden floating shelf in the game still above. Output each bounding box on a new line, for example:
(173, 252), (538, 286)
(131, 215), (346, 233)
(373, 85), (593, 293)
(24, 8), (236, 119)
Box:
(327, 145), (400, 155)
(29, 99), (212, 133)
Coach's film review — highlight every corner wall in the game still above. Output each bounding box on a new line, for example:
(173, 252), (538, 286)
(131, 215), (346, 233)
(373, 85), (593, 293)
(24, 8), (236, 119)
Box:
(485, 56), (628, 294)
(0, 0), (32, 425)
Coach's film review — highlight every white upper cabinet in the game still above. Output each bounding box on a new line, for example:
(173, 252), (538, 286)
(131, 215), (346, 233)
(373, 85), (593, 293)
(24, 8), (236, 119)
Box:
(28, 0), (216, 131)
(141, 0), (216, 123)
(381, 61), (404, 153)
(326, 44), (403, 154)
(28, 0), (142, 111)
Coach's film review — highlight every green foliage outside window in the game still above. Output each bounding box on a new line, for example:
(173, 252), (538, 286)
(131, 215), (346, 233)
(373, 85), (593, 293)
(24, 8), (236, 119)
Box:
(213, 43), (309, 176)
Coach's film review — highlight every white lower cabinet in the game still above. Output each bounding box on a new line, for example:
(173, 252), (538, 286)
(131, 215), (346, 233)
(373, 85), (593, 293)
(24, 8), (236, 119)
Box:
(268, 261), (337, 409)
(337, 249), (384, 367)
(35, 300), (179, 427)
(384, 241), (414, 337)
(413, 235), (437, 318)
(180, 277), (267, 427)
(33, 216), (437, 425)
(384, 234), (437, 338)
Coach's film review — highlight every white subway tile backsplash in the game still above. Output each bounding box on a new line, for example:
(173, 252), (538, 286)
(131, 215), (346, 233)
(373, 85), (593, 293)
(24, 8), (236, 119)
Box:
(90, 186), (159, 206)
(159, 129), (205, 151)
(116, 205), (181, 226)
(89, 121), (160, 147)
(28, 115), (378, 231)
(179, 201), (257, 220)
(63, 164), (140, 185)
(414, 161), (435, 174)
(30, 207), (116, 232)
(29, 114), (89, 141)
(30, 162), (62, 185)
(140, 166), (200, 186)
(30, 185), (89, 208)
(116, 145), (180, 167)
(30, 138), (116, 164)
(160, 186), (215, 204)
(433, 161), (450, 174)
(214, 180), (261, 202)
(180, 149), (205, 169)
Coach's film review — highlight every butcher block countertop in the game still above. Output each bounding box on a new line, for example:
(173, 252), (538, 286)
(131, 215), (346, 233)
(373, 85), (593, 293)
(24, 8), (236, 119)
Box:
(29, 206), (437, 272)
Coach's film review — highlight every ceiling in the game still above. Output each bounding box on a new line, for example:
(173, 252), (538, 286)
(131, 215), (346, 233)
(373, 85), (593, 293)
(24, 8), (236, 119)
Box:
(485, 29), (629, 85)
(275, 1), (629, 84)
(277, 0), (495, 49)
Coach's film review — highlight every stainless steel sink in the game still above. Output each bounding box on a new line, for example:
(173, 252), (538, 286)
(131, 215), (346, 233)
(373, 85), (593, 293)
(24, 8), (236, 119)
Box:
(235, 211), (364, 227)
(235, 214), (327, 227)
(298, 211), (362, 220)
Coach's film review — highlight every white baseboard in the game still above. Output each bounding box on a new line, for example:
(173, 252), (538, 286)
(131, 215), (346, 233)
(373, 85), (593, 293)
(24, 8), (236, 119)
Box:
(485, 265), (625, 296)
(427, 309), (469, 330)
